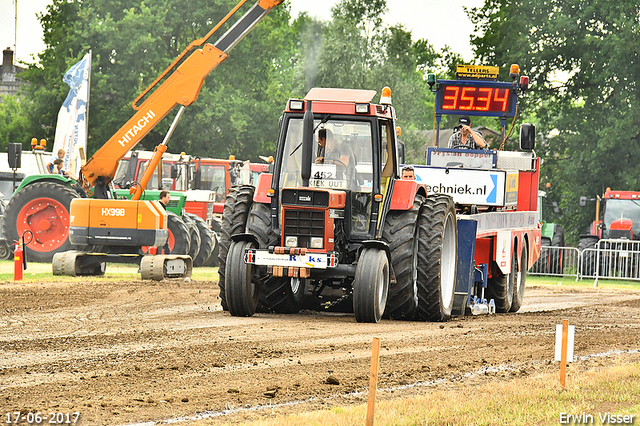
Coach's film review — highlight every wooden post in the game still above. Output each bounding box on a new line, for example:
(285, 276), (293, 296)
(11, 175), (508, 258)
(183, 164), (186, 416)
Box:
(366, 337), (381, 426)
(560, 319), (568, 388)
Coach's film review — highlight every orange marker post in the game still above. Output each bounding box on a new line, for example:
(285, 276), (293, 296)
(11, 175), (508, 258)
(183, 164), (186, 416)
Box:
(366, 337), (381, 426)
(560, 319), (568, 388)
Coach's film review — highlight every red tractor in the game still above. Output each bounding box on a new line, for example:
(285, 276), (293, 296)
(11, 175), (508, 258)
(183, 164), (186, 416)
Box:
(219, 87), (458, 322)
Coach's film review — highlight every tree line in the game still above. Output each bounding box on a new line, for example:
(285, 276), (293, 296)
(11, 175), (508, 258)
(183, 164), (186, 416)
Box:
(1, 0), (634, 243)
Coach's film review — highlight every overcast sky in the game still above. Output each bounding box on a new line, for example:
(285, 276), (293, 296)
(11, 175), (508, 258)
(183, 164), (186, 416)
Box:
(1, 0), (483, 65)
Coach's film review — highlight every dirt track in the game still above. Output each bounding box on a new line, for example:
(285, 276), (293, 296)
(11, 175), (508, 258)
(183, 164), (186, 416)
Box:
(1, 278), (640, 425)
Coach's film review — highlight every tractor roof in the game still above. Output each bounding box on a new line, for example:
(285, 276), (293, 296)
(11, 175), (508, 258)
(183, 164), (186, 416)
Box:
(304, 88), (377, 103)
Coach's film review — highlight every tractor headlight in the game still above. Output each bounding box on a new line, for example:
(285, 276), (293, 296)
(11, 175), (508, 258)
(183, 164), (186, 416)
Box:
(285, 236), (298, 247)
(310, 237), (323, 249)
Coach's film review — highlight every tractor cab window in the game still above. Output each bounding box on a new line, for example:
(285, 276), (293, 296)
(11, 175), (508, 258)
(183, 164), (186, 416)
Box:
(137, 160), (174, 190)
(603, 199), (640, 239)
(199, 164), (227, 202)
(280, 118), (374, 234)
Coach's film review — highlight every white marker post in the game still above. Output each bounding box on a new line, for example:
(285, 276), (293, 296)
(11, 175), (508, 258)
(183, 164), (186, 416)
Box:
(555, 320), (575, 388)
(366, 337), (381, 426)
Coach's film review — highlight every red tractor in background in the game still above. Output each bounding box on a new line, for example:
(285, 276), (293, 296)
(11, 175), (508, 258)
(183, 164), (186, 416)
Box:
(579, 188), (640, 276)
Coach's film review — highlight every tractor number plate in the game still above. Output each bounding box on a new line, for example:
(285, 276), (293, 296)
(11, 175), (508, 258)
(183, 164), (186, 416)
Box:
(245, 250), (328, 269)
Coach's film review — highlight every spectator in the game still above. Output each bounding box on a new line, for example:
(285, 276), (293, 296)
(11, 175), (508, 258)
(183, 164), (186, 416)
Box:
(401, 166), (416, 180)
(158, 190), (171, 254)
(448, 116), (488, 149)
(47, 149), (65, 173)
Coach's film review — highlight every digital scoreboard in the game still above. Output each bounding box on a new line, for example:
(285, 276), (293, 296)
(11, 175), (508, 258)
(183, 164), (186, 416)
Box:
(435, 80), (517, 118)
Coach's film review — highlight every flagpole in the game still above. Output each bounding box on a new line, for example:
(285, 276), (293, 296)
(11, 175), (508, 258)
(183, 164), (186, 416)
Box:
(85, 50), (92, 162)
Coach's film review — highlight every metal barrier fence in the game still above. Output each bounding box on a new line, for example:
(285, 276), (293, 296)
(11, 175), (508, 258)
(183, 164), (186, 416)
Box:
(530, 238), (640, 282)
(531, 246), (579, 278)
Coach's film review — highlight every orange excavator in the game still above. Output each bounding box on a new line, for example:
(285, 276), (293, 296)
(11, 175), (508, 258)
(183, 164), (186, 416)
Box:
(48, 0), (282, 279)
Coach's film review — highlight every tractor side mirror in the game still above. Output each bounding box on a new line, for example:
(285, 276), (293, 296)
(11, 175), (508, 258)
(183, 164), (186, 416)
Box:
(552, 201), (560, 214)
(579, 196), (587, 207)
(170, 164), (178, 179)
(519, 123), (536, 151)
(397, 139), (405, 165)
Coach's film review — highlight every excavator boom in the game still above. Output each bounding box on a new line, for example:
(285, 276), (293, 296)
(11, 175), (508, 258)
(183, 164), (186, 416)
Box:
(79, 0), (283, 193)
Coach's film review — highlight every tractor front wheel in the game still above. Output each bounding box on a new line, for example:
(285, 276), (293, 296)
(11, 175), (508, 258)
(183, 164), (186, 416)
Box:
(226, 240), (259, 317)
(353, 248), (389, 323)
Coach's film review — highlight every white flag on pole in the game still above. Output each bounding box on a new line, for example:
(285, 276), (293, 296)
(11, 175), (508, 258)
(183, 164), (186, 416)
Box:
(53, 51), (91, 177)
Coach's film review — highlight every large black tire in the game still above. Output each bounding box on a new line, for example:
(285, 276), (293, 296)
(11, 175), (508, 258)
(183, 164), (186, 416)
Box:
(382, 196), (423, 320)
(218, 185), (254, 310)
(247, 202), (303, 313)
(353, 248), (389, 323)
(205, 216), (222, 267)
(416, 194), (457, 322)
(578, 234), (599, 277)
(510, 243), (528, 312)
(3, 181), (79, 263)
(167, 211), (190, 255)
(487, 243), (516, 313)
(182, 214), (201, 260)
(534, 236), (552, 273)
(549, 225), (565, 274)
(0, 240), (12, 260)
(205, 233), (220, 267)
(186, 213), (214, 267)
(226, 240), (259, 317)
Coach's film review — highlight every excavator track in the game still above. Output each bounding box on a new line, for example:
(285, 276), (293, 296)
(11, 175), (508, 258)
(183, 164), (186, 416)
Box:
(140, 255), (193, 281)
(52, 251), (192, 280)
(52, 251), (106, 276)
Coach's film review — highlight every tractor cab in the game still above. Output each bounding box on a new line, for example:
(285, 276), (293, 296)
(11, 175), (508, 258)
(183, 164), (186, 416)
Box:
(272, 88), (401, 250)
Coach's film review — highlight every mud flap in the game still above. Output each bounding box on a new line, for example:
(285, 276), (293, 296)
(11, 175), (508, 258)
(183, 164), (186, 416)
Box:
(452, 218), (478, 316)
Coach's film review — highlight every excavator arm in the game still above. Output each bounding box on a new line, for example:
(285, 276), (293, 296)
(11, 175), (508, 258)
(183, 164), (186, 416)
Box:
(79, 0), (283, 196)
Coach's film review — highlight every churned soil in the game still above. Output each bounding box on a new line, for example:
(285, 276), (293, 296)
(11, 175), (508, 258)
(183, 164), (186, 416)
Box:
(1, 278), (639, 425)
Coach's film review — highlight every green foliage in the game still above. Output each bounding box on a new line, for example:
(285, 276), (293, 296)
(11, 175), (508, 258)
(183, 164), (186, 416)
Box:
(10, 0), (297, 161)
(1, 0), (464, 172)
(0, 95), (31, 149)
(468, 0), (640, 244)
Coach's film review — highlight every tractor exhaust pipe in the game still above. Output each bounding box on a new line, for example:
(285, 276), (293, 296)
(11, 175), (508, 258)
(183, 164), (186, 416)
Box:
(301, 100), (313, 187)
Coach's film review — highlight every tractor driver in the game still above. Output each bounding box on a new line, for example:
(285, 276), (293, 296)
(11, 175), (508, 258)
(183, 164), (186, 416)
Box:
(448, 116), (488, 150)
(317, 128), (356, 168)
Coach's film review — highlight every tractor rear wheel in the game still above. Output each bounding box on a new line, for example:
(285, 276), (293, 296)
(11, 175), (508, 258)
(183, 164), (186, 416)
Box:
(3, 181), (79, 263)
(510, 243), (528, 312)
(353, 248), (389, 323)
(204, 216), (222, 267)
(167, 212), (190, 255)
(218, 185), (254, 310)
(487, 244), (516, 313)
(186, 213), (214, 267)
(226, 240), (259, 317)
(549, 225), (565, 274)
(182, 214), (201, 260)
(416, 194), (457, 322)
(578, 234), (599, 277)
(382, 195), (423, 320)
